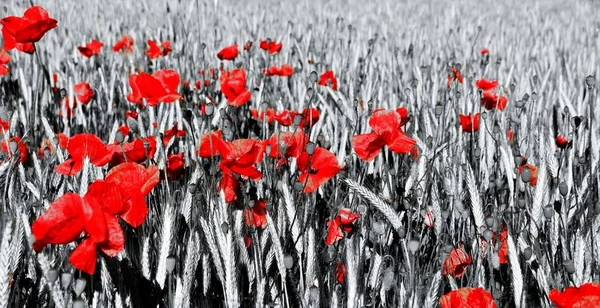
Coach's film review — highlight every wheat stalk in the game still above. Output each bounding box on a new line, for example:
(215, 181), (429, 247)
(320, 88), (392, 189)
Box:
(465, 163), (484, 232)
(345, 179), (403, 231)
(507, 231), (523, 308)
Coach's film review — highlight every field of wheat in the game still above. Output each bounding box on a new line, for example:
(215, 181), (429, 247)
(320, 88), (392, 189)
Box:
(0, 0), (599, 307)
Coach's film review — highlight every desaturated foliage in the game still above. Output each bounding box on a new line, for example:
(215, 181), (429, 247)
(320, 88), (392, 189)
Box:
(0, 0), (599, 307)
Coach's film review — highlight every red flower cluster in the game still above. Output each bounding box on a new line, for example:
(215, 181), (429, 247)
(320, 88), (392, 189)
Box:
(113, 35), (134, 54)
(440, 288), (496, 308)
(54, 134), (113, 176)
(264, 64), (293, 77)
(259, 40), (282, 54)
(352, 108), (416, 161)
(325, 208), (360, 246)
(32, 162), (159, 274)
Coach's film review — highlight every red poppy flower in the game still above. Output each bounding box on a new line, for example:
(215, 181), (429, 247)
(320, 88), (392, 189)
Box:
(217, 44), (239, 60)
(220, 68), (251, 107)
(74, 82), (94, 105)
(55, 133), (69, 148)
(112, 35), (134, 53)
(264, 131), (308, 160)
(326, 208), (360, 246)
(259, 40), (282, 54)
(549, 282), (600, 308)
(318, 70), (338, 91)
(103, 162), (159, 227)
(440, 288), (496, 308)
(498, 223), (509, 264)
(297, 146), (342, 193)
(459, 113), (480, 133)
(0, 6), (57, 44)
(352, 109), (417, 161)
(166, 153), (185, 180)
(107, 137), (156, 166)
(443, 246), (473, 278)
(244, 41), (253, 51)
(37, 138), (54, 158)
(1, 136), (29, 163)
(125, 110), (138, 120)
(77, 39), (103, 58)
(244, 199), (268, 229)
(218, 139), (264, 202)
(447, 67), (463, 88)
(162, 122), (186, 145)
(264, 64), (293, 77)
(145, 40), (172, 59)
(556, 135), (571, 149)
(250, 108), (277, 124)
(481, 48), (489, 55)
(334, 262), (346, 283)
(0, 49), (10, 76)
(197, 130), (223, 158)
(54, 134), (112, 175)
(476, 78), (507, 111)
(2, 27), (34, 54)
(0, 117), (8, 132)
(127, 69), (182, 106)
(117, 125), (130, 137)
(274, 108), (320, 128)
(424, 209), (434, 228)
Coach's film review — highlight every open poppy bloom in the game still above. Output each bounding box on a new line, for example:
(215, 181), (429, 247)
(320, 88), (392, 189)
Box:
(197, 130), (223, 158)
(273, 108), (320, 128)
(264, 131), (308, 160)
(334, 261), (347, 283)
(459, 113), (480, 133)
(326, 208), (360, 246)
(0, 49), (10, 76)
(2, 27), (34, 54)
(54, 134), (112, 175)
(297, 146), (342, 193)
(217, 44), (239, 60)
(476, 78), (508, 111)
(165, 153), (185, 181)
(55, 133), (69, 149)
(443, 246), (473, 278)
(220, 68), (251, 107)
(113, 35), (134, 53)
(352, 109), (417, 161)
(78, 39), (103, 58)
(125, 110), (138, 120)
(218, 139), (264, 202)
(145, 40), (172, 59)
(162, 122), (186, 145)
(318, 70), (338, 91)
(244, 199), (268, 229)
(264, 64), (293, 77)
(556, 135), (571, 149)
(74, 82), (94, 105)
(518, 156), (538, 186)
(107, 137), (157, 166)
(259, 40), (282, 54)
(250, 108), (277, 124)
(481, 48), (489, 55)
(127, 69), (182, 106)
(440, 288), (496, 308)
(447, 66), (463, 88)
(0, 6), (57, 44)
(549, 282), (600, 308)
(1, 136), (29, 163)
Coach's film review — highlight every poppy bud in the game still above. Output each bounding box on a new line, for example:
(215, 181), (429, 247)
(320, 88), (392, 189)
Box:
(166, 256), (176, 274)
(260, 101), (269, 110)
(485, 216), (495, 228)
(74, 278), (86, 296)
(586, 75), (595, 88)
(559, 182), (568, 196)
(306, 87), (314, 99)
(571, 116), (582, 128)
(543, 204), (554, 219)
(306, 142), (316, 155)
(444, 244), (454, 254)
(531, 92), (538, 101)
(522, 247), (533, 260)
(115, 131), (124, 143)
(293, 181), (304, 192)
(47, 269), (58, 283)
(220, 222), (229, 234)
(264, 144), (271, 156)
(309, 71), (318, 83)
(284, 255), (294, 269)
(61, 273), (72, 288)
(189, 184), (196, 194)
(9, 141), (17, 153)
(293, 114), (302, 127)
(204, 103), (214, 116)
(555, 135), (570, 149)
(407, 239), (420, 252)
(483, 229), (493, 241)
(60, 88), (67, 97)
(441, 210), (450, 219)
(434, 103), (443, 116)
(564, 259), (576, 274)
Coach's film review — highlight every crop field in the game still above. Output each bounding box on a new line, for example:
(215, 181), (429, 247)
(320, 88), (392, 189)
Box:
(0, 0), (599, 307)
